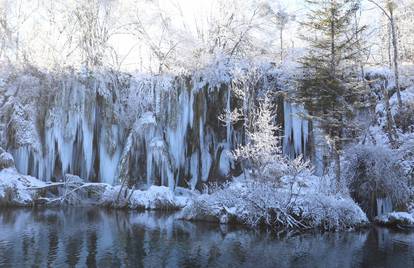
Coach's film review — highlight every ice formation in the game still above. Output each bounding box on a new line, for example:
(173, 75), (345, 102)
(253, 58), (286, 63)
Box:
(2, 68), (314, 187)
(376, 197), (393, 217)
(282, 101), (309, 158)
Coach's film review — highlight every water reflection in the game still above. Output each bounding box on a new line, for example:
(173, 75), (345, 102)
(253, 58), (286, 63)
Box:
(0, 208), (413, 267)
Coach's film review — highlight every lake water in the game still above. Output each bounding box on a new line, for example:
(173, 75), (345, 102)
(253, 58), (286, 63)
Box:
(0, 208), (413, 268)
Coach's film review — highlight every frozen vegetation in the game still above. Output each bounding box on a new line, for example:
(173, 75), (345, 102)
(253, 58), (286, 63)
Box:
(181, 177), (368, 231)
(100, 185), (190, 210)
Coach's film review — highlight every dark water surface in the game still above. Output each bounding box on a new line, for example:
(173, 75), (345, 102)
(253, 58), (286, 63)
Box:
(0, 208), (413, 268)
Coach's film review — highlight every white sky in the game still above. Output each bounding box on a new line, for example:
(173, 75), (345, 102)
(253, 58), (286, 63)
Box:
(116, 0), (310, 70)
(1, 0), (399, 71)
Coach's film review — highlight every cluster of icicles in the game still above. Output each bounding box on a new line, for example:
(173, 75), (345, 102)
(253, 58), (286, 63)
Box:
(9, 75), (312, 188)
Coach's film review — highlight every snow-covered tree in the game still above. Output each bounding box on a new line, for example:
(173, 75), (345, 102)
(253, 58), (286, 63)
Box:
(398, 0), (414, 62)
(72, 0), (117, 69)
(233, 95), (283, 178)
(344, 145), (411, 218)
(261, 2), (293, 63)
(298, 0), (368, 188)
(368, 0), (402, 107)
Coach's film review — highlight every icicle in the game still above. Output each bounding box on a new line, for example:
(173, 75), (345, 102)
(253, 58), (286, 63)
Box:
(82, 113), (94, 179)
(190, 152), (198, 190)
(219, 148), (231, 176)
(200, 121), (212, 182)
(291, 104), (303, 156)
(146, 152), (153, 186)
(226, 86), (232, 146)
(283, 101), (309, 158)
(99, 125), (122, 185)
(283, 101), (293, 157)
(312, 120), (326, 176)
(13, 146), (30, 175)
(377, 197), (393, 216)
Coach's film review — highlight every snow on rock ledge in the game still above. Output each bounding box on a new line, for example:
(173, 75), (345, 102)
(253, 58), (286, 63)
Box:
(375, 212), (414, 227)
(100, 185), (191, 210)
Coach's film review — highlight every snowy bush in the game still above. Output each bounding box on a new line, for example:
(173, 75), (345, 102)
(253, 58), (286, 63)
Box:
(232, 95), (287, 180)
(344, 145), (411, 218)
(181, 179), (367, 231)
(398, 138), (414, 182)
(394, 101), (414, 133)
(228, 91), (312, 182)
(0, 152), (15, 170)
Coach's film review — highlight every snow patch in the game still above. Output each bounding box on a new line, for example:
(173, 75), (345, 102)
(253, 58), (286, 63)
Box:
(100, 185), (191, 210)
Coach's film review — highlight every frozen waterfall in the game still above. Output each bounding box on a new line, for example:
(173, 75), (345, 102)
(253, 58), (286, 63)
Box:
(6, 73), (235, 188)
(5, 71), (316, 187)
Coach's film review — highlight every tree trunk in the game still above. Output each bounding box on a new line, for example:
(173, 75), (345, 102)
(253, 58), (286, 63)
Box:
(280, 27), (283, 64)
(389, 8), (402, 107)
(382, 81), (398, 147)
(387, 22), (393, 68)
(333, 147), (341, 191)
(330, 2), (336, 78)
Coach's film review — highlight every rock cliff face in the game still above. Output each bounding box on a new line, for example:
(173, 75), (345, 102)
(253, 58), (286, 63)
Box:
(0, 67), (312, 188)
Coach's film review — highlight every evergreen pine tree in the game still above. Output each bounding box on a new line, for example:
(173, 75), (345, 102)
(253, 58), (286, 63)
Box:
(297, 0), (368, 188)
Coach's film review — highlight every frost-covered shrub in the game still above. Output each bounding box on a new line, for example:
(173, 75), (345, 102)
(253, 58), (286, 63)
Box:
(394, 101), (414, 133)
(0, 152), (15, 170)
(0, 186), (18, 206)
(182, 179), (367, 230)
(298, 193), (368, 230)
(229, 93), (312, 183)
(398, 139), (414, 183)
(344, 145), (411, 218)
(232, 96), (285, 180)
